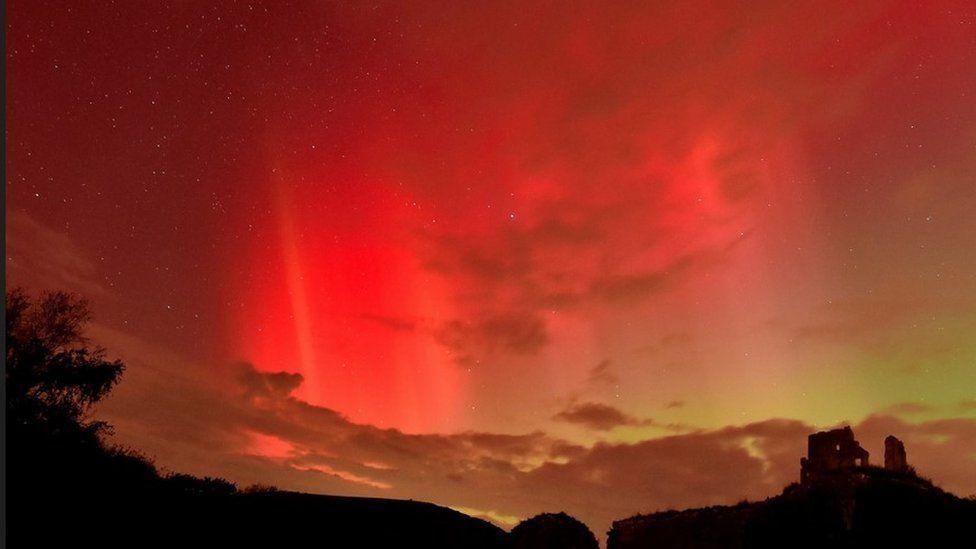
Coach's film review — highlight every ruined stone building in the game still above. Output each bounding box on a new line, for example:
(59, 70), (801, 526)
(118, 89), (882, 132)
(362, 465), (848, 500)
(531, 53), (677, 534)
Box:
(800, 426), (870, 484)
(884, 435), (909, 472)
(800, 427), (912, 484)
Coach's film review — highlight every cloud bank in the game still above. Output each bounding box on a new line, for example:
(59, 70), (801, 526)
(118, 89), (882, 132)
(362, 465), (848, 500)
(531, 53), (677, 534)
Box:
(93, 330), (976, 537)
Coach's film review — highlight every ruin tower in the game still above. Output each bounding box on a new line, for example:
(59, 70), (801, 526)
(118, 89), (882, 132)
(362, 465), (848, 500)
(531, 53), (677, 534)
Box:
(884, 435), (909, 472)
(800, 426), (869, 484)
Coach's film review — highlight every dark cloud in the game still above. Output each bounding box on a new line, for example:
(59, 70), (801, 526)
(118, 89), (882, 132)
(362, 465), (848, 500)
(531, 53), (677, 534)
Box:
(554, 402), (642, 431)
(435, 312), (549, 366)
(237, 365), (304, 398)
(553, 401), (690, 433)
(665, 401), (685, 409)
(591, 269), (672, 303)
(427, 229), (750, 362)
(587, 360), (619, 386)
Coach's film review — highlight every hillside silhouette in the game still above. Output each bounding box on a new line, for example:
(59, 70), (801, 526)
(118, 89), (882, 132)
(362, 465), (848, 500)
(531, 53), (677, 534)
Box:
(5, 289), (510, 547)
(609, 443), (976, 548)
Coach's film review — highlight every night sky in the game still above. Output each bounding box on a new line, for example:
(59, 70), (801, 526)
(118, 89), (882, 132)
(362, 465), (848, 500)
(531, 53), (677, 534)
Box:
(7, 0), (976, 534)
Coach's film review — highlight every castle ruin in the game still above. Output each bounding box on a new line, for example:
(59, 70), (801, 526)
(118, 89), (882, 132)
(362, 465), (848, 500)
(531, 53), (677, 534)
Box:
(884, 435), (909, 473)
(800, 427), (911, 484)
(800, 426), (869, 484)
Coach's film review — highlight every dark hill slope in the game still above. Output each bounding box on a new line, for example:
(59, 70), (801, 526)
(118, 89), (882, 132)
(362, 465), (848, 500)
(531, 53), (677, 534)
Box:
(15, 484), (507, 548)
(9, 427), (506, 548)
(195, 491), (508, 548)
(608, 467), (976, 549)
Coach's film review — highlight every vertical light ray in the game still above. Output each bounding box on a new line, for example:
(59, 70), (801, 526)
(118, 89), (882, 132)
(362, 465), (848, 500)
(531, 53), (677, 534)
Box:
(273, 175), (319, 398)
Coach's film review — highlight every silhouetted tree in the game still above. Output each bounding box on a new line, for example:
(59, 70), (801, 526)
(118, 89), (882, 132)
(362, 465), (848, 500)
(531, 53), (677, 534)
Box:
(6, 288), (124, 442)
(6, 289), (144, 543)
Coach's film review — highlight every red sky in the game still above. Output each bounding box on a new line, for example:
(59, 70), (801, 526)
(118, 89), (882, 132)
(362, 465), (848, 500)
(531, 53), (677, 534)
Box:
(7, 0), (976, 536)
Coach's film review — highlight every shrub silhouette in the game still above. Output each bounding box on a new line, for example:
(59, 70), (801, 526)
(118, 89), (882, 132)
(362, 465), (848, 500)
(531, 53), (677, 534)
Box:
(510, 512), (599, 549)
(242, 483), (281, 494)
(164, 473), (239, 496)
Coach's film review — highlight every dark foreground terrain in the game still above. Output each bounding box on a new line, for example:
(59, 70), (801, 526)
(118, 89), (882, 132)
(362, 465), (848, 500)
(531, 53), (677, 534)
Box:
(8, 289), (585, 548)
(20, 491), (506, 548)
(7, 291), (974, 548)
(608, 467), (976, 548)
(9, 429), (506, 547)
